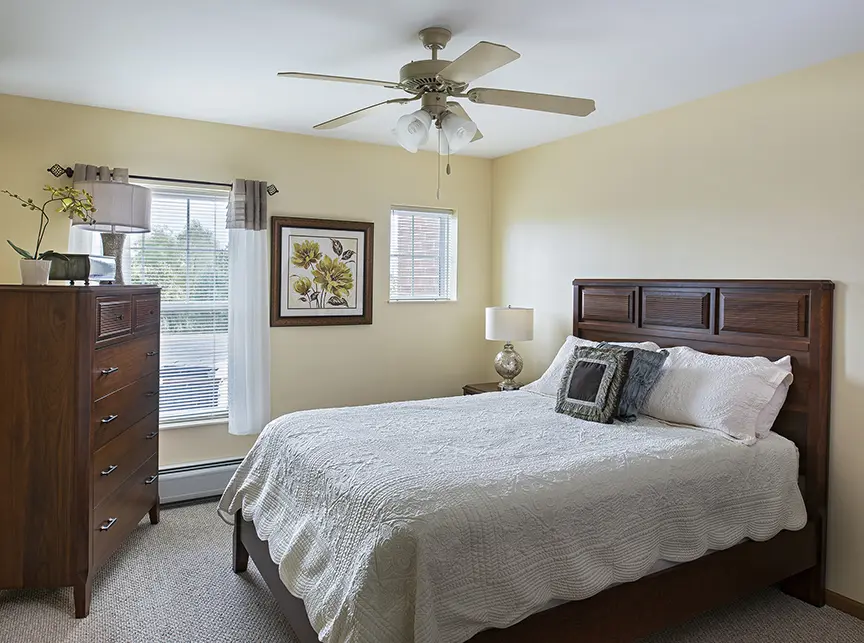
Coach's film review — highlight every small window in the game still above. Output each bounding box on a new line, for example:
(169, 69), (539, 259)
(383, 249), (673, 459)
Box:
(126, 180), (231, 426)
(389, 206), (457, 302)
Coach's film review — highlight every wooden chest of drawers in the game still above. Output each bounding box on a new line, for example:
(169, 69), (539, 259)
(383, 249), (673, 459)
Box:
(0, 284), (161, 618)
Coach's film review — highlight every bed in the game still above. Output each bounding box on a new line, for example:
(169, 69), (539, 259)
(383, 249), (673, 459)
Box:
(222, 279), (833, 643)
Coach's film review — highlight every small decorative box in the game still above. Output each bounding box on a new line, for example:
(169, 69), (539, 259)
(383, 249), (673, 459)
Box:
(49, 254), (116, 284)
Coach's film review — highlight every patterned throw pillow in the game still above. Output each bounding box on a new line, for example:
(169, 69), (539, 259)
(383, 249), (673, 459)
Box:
(599, 343), (669, 423)
(555, 346), (634, 423)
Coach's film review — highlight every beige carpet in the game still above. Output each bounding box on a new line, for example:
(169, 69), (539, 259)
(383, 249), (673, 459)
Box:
(1, 501), (862, 642)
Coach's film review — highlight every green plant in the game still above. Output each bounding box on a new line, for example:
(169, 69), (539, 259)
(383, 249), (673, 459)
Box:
(3, 184), (97, 262)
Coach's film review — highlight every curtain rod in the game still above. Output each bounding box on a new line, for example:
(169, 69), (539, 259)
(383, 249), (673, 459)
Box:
(47, 165), (232, 188)
(129, 174), (232, 188)
(46, 165), (279, 195)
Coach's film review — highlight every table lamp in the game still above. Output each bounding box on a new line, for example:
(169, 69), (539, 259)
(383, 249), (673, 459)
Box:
(486, 306), (534, 390)
(72, 181), (151, 284)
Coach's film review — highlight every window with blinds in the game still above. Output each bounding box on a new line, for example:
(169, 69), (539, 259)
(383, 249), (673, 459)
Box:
(127, 180), (231, 425)
(389, 207), (458, 301)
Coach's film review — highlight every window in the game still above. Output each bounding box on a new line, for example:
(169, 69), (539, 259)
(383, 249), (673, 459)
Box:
(389, 206), (457, 301)
(127, 181), (231, 425)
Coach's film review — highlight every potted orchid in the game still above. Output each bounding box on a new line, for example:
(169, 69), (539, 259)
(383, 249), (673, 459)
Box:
(3, 185), (97, 285)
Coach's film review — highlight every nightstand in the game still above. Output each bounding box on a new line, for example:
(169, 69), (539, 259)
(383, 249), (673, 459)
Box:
(463, 382), (522, 395)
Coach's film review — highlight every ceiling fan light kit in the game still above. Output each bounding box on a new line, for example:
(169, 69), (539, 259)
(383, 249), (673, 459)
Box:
(395, 109), (433, 153)
(278, 25), (596, 155)
(439, 112), (477, 153)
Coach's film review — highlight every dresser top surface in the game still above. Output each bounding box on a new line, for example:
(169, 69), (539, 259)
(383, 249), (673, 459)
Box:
(0, 284), (160, 294)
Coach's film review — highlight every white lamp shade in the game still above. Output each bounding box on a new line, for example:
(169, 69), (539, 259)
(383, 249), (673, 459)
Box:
(486, 306), (534, 341)
(395, 109), (433, 153)
(72, 181), (152, 233)
(441, 112), (478, 153)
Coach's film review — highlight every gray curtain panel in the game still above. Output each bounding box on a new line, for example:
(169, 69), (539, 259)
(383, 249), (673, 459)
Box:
(72, 164), (129, 183)
(227, 179), (268, 231)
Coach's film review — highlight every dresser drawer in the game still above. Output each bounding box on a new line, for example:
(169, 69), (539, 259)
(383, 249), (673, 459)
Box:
(93, 412), (158, 507)
(93, 334), (160, 401)
(93, 455), (158, 569)
(96, 296), (133, 342)
(133, 294), (160, 332)
(92, 371), (160, 450)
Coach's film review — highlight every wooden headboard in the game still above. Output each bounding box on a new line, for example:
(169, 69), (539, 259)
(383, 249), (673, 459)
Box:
(572, 279), (833, 521)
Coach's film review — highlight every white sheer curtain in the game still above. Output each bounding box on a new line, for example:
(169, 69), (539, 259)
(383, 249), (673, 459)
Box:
(227, 180), (271, 435)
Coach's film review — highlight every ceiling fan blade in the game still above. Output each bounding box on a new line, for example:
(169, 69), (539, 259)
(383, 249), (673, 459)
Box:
(278, 72), (402, 90)
(446, 102), (483, 142)
(437, 42), (520, 84)
(467, 88), (595, 117)
(313, 98), (414, 130)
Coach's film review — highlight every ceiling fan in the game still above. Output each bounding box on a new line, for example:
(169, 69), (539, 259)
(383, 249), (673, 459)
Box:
(278, 26), (595, 154)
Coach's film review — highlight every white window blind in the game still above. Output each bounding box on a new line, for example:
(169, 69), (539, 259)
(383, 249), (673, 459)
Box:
(127, 180), (231, 425)
(389, 206), (457, 301)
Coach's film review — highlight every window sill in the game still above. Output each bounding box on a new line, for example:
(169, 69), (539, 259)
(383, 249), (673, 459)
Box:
(159, 417), (228, 431)
(388, 299), (458, 304)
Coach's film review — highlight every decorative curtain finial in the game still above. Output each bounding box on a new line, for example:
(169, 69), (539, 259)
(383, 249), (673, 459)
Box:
(47, 164), (74, 178)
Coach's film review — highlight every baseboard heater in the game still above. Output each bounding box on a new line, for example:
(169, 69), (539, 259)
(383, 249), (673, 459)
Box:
(158, 458), (242, 504)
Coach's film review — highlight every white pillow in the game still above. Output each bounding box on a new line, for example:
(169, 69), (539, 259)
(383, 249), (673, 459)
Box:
(642, 347), (793, 443)
(755, 356), (793, 438)
(521, 335), (662, 397)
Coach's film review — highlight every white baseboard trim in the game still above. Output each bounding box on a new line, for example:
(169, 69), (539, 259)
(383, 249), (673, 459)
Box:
(159, 459), (241, 504)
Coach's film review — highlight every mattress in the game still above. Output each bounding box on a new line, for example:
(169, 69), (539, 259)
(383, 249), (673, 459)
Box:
(218, 391), (806, 643)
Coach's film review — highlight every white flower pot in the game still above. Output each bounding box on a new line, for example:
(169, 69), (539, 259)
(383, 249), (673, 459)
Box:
(19, 259), (52, 286)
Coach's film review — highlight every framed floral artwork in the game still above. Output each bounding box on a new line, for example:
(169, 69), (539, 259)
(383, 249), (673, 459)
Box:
(270, 217), (373, 326)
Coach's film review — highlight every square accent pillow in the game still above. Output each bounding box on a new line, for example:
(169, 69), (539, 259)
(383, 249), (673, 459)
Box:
(599, 342), (669, 423)
(522, 336), (661, 397)
(555, 346), (634, 423)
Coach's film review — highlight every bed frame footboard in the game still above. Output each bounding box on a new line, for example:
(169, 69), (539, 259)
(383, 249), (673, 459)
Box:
(234, 510), (820, 643)
(232, 512), (249, 573)
(233, 512), (320, 643)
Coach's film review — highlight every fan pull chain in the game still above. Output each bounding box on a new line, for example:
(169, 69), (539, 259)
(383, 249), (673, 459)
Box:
(436, 128), (442, 200)
(446, 145), (451, 176)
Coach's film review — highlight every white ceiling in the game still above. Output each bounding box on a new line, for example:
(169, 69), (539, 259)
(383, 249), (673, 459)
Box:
(1, 0), (862, 158)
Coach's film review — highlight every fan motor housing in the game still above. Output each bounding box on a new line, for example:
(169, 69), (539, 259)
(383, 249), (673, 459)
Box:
(399, 60), (467, 95)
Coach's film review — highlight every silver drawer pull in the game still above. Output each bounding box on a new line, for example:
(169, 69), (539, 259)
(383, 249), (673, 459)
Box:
(145, 431), (158, 440)
(144, 391), (158, 398)
(100, 464), (118, 476)
(100, 366), (119, 376)
(99, 517), (117, 531)
(146, 351), (158, 357)
(101, 414), (119, 424)
(116, 314), (124, 321)
(144, 474), (158, 485)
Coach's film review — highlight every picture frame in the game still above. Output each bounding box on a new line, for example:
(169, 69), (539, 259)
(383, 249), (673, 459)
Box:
(270, 216), (374, 327)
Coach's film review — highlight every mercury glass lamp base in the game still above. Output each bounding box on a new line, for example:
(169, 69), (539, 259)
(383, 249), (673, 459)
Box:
(101, 232), (127, 285)
(494, 342), (524, 391)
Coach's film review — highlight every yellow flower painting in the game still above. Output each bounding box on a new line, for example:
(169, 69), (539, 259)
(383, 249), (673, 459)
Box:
(272, 217), (372, 327)
(287, 235), (358, 309)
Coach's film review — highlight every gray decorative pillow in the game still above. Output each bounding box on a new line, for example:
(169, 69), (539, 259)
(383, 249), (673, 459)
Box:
(555, 346), (634, 424)
(600, 342), (669, 422)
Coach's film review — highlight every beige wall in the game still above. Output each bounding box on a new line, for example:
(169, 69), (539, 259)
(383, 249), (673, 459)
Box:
(0, 94), (493, 467)
(491, 52), (864, 601)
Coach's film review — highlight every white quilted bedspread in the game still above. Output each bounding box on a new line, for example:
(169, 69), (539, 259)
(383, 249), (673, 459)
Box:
(218, 391), (806, 643)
